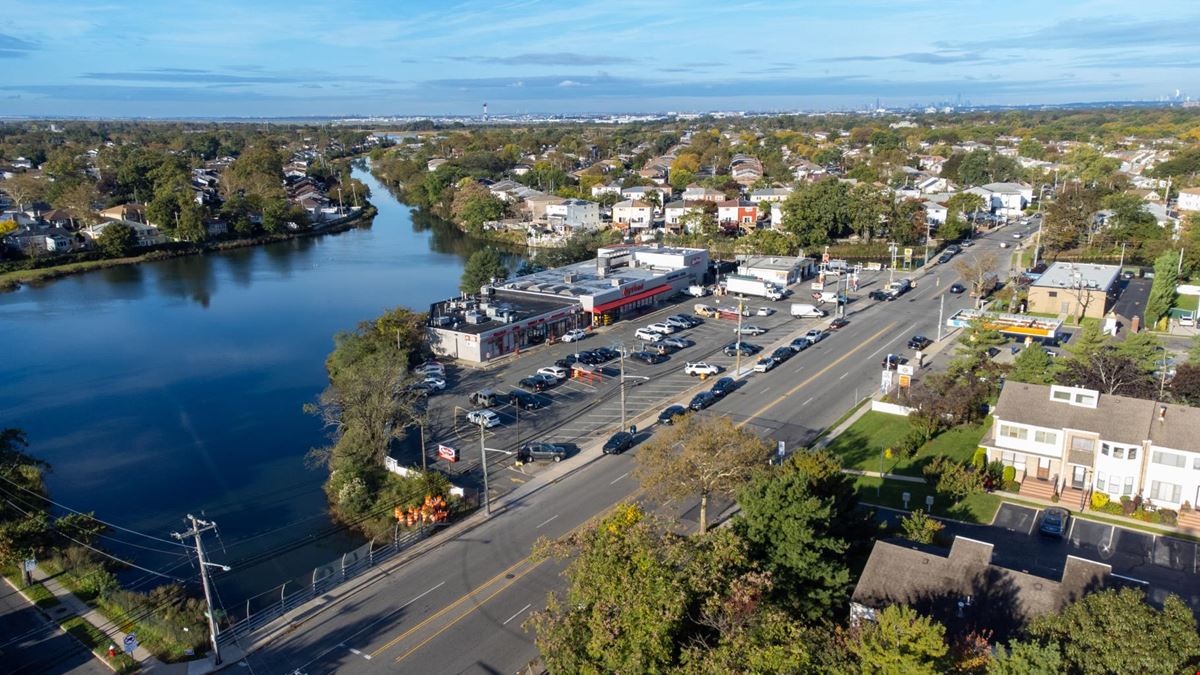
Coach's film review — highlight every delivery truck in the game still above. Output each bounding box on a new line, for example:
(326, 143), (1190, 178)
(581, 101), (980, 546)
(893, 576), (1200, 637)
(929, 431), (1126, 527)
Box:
(723, 274), (784, 300)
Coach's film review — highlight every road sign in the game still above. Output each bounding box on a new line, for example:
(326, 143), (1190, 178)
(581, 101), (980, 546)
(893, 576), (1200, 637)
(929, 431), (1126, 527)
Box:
(776, 440), (786, 458)
(903, 247), (913, 262)
(437, 444), (458, 463)
(898, 374), (912, 388)
(123, 634), (138, 655)
(23, 559), (36, 573)
(880, 370), (894, 393)
(897, 364), (914, 376)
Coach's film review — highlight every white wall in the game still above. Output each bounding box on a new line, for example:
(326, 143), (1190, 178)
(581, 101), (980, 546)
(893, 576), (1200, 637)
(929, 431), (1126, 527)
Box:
(1143, 446), (1200, 508)
(992, 419), (1063, 459)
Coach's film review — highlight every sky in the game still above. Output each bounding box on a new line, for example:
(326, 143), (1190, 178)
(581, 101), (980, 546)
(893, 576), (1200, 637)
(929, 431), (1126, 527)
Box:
(1, 0), (1199, 118)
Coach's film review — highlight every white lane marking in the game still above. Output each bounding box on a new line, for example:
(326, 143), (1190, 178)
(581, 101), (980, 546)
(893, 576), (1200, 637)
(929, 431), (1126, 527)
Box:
(536, 514), (559, 529)
(503, 603), (533, 626)
(802, 397), (814, 406)
(839, 372), (849, 380)
(760, 387), (770, 394)
(347, 648), (371, 660)
(866, 322), (917, 359)
(610, 471), (629, 485)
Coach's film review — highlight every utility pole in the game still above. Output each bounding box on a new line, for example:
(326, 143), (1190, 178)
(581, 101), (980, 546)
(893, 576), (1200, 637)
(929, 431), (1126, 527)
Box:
(735, 296), (745, 375)
(889, 244), (897, 285)
(1119, 242), (1126, 269)
(618, 346), (627, 432)
(937, 294), (945, 342)
(172, 516), (229, 666)
(478, 421), (490, 515)
(923, 220), (932, 268)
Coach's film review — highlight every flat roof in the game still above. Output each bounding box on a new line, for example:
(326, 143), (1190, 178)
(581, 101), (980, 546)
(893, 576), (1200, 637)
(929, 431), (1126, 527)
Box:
(501, 245), (705, 300)
(428, 290), (578, 335)
(738, 255), (808, 271)
(1031, 262), (1120, 291)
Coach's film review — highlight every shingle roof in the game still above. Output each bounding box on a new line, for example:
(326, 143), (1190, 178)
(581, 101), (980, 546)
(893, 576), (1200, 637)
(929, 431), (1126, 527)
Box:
(993, 382), (1157, 446)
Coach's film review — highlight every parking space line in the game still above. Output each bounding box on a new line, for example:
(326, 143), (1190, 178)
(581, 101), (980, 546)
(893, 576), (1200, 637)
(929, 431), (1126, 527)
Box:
(1027, 511), (1038, 535)
(760, 387), (770, 394)
(536, 514), (559, 529)
(1066, 517), (1076, 542)
(839, 372), (849, 380)
(802, 397), (813, 406)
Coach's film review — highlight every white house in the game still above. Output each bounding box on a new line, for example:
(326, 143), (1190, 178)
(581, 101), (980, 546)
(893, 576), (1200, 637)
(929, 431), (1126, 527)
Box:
(612, 200), (654, 230)
(748, 187), (792, 204)
(682, 184), (725, 202)
(921, 200), (948, 225)
(1178, 187), (1200, 212)
(663, 200), (707, 231)
(545, 198), (601, 232)
(968, 182), (1033, 218)
(85, 219), (168, 248)
(590, 183), (622, 198)
(620, 185), (669, 208)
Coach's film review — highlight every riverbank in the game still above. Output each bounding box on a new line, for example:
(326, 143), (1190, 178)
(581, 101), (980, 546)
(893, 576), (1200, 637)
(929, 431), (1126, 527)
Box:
(0, 205), (377, 293)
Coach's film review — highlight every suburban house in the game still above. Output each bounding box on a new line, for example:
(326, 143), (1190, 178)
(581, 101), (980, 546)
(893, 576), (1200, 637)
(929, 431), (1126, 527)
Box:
(590, 183), (622, 198)
(426, 158), (448, 172)
(851, 536), (1111, 640)
(922, 200), (949, 225)
(682, 184), (725, 202)
(620, 185), (669, 208)
(523, 192), (563, 222)
(1178, 187), (1200, 212)
(545, 198), (601, 232)
(4, 224), (75, 255)
(716, 200), (758, 229)
(98, 203), (151, 225)
(663, 200), (707, 232)
(748, 187), (792, 204)
(730, 154), (764, 186)
(982, 381), (1200, 526)
(967, 183), (1033, 218)
(612, 200), (654, 231)
(918, 175), (950, 194)
(790, 159), (826, 182)
(1025, 262), (1120, 320)
(84, 219), (168, 248)
(917, 155), (947, 175)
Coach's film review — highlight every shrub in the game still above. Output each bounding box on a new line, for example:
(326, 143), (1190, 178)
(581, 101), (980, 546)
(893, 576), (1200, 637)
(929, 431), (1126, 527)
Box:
(1182, 501), (1193, 514)
(1159, 509), (1178, 526)
(1091, 492), (1110, 510)
(970, 448), (988, 471)
(896, 428), (927, 458)
(1002, 465), (1016, 484)
(1050, 494), (1060, 503)
(901, 509), (944, 545)
(1122, 497), (1138, 516)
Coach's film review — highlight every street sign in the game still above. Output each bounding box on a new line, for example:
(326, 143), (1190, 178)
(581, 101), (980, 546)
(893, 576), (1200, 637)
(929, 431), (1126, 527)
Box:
(23, 559), (36, 573)
(123, 634), (138, 655)
(880, 370), (893, 393)
(903, 247), (913, 262)
(898, 374), (912, 388)
(897, 364), (914, 376)
(776, 440), (785, 458)
(437, 444), (458, 463)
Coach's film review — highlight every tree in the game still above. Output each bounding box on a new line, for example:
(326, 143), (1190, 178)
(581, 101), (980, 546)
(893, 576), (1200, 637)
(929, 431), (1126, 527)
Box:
(734, 449), (868, 621)
(1145, 250), (1178, 329)
(1190, 335), (1200, 365)
(450, 181), (506, 231)
(1041, 185), (1098, 254)
(1064, 321), (1108, 362)
(459, 248), (507, 294)
(953, 150), (1021, 186)
(946, 192), (986, 221)
(988, 640), (1063, 674)
(56, 181), (99, 229)
(1027, 588), (1200, 675)
(1062, 349), (1155, 397)
(850, 605), (948, 675)
(780, 177), (850, 248)
(1007, 344), (1056, 385)
(900, 509), (943, 545)
(2, 173), (44, 211)
(635, 415), (771, 534)
(1017, 138), (1045, 160)
(97, 221), (136, 258)
(952, 251), (999, 308)
(1169, 363), (1200, 406)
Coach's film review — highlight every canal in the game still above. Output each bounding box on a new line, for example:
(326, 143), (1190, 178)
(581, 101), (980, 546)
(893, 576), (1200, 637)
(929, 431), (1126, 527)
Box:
(0, 163), (514, 602)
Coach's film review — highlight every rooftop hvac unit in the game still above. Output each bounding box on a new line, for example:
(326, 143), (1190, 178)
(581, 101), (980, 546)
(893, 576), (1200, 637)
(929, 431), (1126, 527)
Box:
(464, 312), (485, 324)
(480, 284), (495, 298)
(431, 315), (452, 327)
(563, 273), (575, 283)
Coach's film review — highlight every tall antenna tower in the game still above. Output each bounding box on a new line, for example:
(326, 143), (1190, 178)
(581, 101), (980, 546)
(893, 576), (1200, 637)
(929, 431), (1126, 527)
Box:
(483, 102), (489, 122)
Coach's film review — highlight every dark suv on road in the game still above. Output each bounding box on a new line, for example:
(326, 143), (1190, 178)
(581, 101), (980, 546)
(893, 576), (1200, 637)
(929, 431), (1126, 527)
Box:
(603, 431), (634, 455)
(517, 442), (567, 463)
(658, 405), (689, 425)
(689, 391), (717, 411)
(709, 377), (737, 398)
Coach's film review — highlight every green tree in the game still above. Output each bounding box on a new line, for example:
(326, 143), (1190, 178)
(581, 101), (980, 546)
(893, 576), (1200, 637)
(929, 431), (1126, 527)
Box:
(459, 248), (508, 294)
(1189, 335), (1200, 365)
(946, 192), (986, 220)
(780, 177), (850, 248)
(954, 150), (1021, 186)
(450, 181), (506, 231)
(1007, 343), (1056, 384)
(988, 640), (1063, 674)
(3, 173), (45, 211)
(1027, 588), (1200, 675)
(734, 449), (867, 620)
(636, 415), (772, 534)
(850, 605), (948, 675)
(1042, 185), (1098, 254)
(1145, 250), (1178, 329)
(97, 221), (136, 258)
(900, 509), (943, 545)
(1102, 192), (1160, 241)
(1017, 138), (1045, 160)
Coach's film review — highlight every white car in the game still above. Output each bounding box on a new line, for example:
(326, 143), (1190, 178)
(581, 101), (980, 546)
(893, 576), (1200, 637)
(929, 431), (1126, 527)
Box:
(537, 366), (568, 380)
(684, 362), (720, 376)
(561, 328), (588, 343)
(756, 307), (774, 316)
(466, 409), (501, 428)
(999, 242), (1009, 248)
(635, 328), (664, 342)
(1012, 232), (1022, 239)
(753, 357), (777, 373)
(423, 376), (446, 391)
(414, 362), (445, 378)
(646, 322), (676, 334)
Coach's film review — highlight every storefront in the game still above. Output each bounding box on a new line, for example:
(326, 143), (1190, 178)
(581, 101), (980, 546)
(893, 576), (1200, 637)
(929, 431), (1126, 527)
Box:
(589, 284), (673, 326)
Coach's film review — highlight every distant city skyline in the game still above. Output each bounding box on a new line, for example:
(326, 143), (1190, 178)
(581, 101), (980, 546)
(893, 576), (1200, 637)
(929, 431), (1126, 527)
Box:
(2, 0), (1199, 118)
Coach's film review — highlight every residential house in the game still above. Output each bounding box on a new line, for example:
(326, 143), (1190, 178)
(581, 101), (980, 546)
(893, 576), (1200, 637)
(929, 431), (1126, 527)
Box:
(488, 180), (530, 203)
(621, 185), (669, 208)
(918, 175), (950, 194)
(1178, 187), (1200, 212)
(426, 158), (448, 172)
(682, 184), (724, 202)
(982, 381), (1200, 522)
(730, 154), (764, 186)
(748, 187), (792, 204)
(98, 203), (150, 225)
(716, 199), (758, 229)
(663, 200), (708, 233)
(922, 200), (949, 225)
(736, 255), (812, 286)
(84, 219), (167, 248)
(851, 536), (1111, 641)
(3, 223), (75, 255)
(791, 159), (826, 182)
(917, 155), (947, 175)
(40, 209), (73, 228)
(967, 183), (1033, 218)
(612, 200), (654, 231)
(512, 163), (532, 176)
(523, 192), (563, 222)
(590, 183), (622, 198)
(1025, 262), (1120, 320)
(545, 199), (601, 232)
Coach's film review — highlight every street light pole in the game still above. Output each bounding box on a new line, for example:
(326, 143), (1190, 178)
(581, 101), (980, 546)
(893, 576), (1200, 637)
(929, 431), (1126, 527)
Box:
(479, 421), (490, 515)
(937, 294), (945, 342)
(619, 346), (627, 432)
(735, 295), (745, 375)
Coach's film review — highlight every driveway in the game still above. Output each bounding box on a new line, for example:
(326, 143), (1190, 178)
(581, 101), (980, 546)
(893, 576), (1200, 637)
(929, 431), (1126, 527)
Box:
(1113, 278), (1151, 325)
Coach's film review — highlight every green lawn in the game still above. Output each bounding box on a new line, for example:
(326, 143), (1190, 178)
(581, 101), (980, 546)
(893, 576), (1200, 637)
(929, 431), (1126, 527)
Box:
(1175, 294), (1199, 312)
(824, 411), (990, 477)
(854, 476), (1001, 524)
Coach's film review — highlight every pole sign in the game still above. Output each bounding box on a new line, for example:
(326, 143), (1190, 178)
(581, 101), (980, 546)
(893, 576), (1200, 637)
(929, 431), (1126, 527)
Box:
(898, 374), (912, 389)
(880, 370), (894, 393)
(23, 558), (36, 573)
(777, 440), (786, 458)
(903, 247), (913, 263)
(437, 444), (458, 462)
(123, 634), (138, 655)
(897, 364), (914, 376)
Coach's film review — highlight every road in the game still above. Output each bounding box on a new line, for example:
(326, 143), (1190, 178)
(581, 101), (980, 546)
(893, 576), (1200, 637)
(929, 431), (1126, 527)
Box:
(239, 233), (1015, 674)
(0, 582), (110, 675)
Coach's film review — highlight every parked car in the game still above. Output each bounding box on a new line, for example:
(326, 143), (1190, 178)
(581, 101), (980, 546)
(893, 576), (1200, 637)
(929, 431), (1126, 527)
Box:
(753, 357), (777, 373)
(553, 355), (578, 369)
(414, 362), (446, 378)
(635, 328), (664, 342)
(949, 283), (966, 294)
(422, 376), (447, 391)
(673, 314), (702, 328)
(735, 325), (767, 336)
(881, 354), (909, 369)
(868, 290), (890, 301)
(1038, 507), (1069, 538)
(466, 409), (501, 428)
(772, 346), (794, 363)
(755, 307), (774, 316)
(803, 329), (828, 344)
(592, 347), (619, 362)
(829, 317), (849, 330)
(561, 328), (588, 343)
(631, 351), (667, 365)
(709, 377), (737, 398)
(907, 335), (932, 351)
(575, 350), (603, 366)
(684, 362), (720, 376)
(468, 389), (503, 407)
(664, 316), (691, 329)
(1012, 232), (1022, 239)
(960, 240), (973, 248)
(508, 389), (542, 410)
(689, 391), (717, 411)
(937, 252), (954, 264)
(517, 442), (567, 463)
(537, 366), (568, 381)
(603, 431), (634, 455)
(999, 242), (1009, 249)
(723, 342), (761, 357)
(789, 337), (810, 352)
(661, 336), (690, 349)
(519, 375), (555, 392)
(658, 405), (689, 425)
(647, 322), (676, 334)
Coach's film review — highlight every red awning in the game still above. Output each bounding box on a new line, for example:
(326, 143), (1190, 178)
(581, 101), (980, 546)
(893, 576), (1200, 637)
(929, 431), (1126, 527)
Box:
(591, 285), (672, 314)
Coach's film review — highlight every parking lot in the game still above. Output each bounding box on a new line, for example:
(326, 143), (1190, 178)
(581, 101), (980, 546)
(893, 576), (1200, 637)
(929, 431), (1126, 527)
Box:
(945, 503), (1200, 613)
(411, 269), (890, 488)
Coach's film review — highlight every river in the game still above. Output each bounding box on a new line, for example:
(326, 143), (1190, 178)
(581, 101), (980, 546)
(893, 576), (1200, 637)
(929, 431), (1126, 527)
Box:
(0, 164), (514, 603)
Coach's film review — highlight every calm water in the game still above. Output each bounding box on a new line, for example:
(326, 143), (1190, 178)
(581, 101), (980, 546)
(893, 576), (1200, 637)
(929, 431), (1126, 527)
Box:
(0, 164), (507, 602)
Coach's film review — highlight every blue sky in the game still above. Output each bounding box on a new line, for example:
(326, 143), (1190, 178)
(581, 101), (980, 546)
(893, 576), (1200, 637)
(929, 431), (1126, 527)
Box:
(2, 0), (1198, 118)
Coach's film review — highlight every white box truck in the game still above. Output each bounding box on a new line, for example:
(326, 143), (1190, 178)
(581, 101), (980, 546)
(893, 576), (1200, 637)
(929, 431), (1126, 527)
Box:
(790, 303), (826, 318)
(724, 274), (784, 300)
(686, 284), (709, 297)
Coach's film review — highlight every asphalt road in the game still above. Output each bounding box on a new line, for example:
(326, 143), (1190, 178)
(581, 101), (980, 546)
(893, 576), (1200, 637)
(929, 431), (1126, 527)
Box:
(0, 582), (110, 675)
(239, 233), (1018, 674)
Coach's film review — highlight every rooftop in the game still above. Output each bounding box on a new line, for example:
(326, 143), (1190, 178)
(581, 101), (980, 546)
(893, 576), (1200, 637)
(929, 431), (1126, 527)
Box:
(500, 244), (704, 300)
(428, 290), (578, 335)
(738, 255), (808, 271)
(1031, 262), (1120, 292)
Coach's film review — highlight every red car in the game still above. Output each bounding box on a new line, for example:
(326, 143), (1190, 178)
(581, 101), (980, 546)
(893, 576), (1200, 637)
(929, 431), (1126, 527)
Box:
(829, 318), (849, 330)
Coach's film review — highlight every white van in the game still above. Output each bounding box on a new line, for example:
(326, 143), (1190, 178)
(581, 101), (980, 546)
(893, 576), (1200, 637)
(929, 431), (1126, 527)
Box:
(790, 303), (826, 318)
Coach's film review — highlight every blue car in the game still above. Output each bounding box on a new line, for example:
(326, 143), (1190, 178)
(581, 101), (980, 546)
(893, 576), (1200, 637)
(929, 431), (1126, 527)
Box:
(1038, 507), (1069, 538)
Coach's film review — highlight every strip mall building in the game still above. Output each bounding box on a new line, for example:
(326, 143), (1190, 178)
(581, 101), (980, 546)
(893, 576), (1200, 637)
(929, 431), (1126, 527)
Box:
(427, 244), (709, 363)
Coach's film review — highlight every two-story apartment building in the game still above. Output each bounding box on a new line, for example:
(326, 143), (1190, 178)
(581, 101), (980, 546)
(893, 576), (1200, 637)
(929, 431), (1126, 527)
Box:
(983, 382), (1200, 514)
(612, 200), (654, 231)
(545, 198), (600, 232)
(1177, 187), (1200, 212)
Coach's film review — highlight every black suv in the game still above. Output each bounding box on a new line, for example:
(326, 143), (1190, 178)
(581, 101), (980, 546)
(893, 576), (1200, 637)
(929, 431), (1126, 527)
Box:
(868, 290), (890, 301)
(509, 389), (542, 410)
(517, 442), (567, 463)
(658, 405), (688, 425)
(591, 347), (619, 362)
(722, 342), (760, 357)
(772, 346), (794, 363)
(689, 391), (717, 411)
(603, 431), (634, 455)
(907, 335), (932, 351)
(554, 355), (578, 369)
(709, 377), (737, 398)
(519, 374), (556, 392)
(631, 351), (668, 365)
(575, 350), (603, 365)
